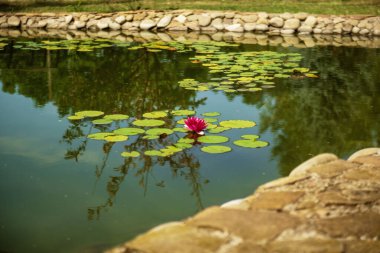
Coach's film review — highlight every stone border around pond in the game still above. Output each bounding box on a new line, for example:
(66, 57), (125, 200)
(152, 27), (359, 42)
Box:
(0, 10), (379, 37)
(106, 147), (380, 253)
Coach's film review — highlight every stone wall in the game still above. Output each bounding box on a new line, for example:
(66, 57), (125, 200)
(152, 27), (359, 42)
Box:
(0, 10), (379, 36)
(107, 148), (380, 253)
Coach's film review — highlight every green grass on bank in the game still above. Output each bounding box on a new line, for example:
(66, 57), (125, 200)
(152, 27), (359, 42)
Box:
(0, 0), (379, 15)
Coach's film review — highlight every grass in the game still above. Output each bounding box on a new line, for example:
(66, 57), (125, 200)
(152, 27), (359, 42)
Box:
(0, 0), (379, 15)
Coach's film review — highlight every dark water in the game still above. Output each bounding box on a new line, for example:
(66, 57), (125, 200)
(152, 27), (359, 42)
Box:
(0, 37), (379, 253)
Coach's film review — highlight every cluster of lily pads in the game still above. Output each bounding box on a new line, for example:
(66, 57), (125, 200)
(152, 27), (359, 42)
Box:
(67, 109), (269, 157)
(179, 50), (318, 92)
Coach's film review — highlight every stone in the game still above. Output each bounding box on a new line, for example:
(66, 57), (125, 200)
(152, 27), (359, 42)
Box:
(269, 17), (284, 28)
(249, 191), (304, 210)
(74, 20), (86, 29)
(258, 12), (268, 19)
(174, 15), (186, 24)
(64, 15), (73, 24)
(298, 25), (313, 33)
(255, 24), (269, 31)
(211, 18), (224, 30)
(342, 23), (353, 33)
(280, 13), (293, 20)
(114, 15), (126, 24)
(241, 15), (258, 23)
(225, 12), (235, 19)
(109, 22), (121, 30)
(258, 174), (310, 190)
(7, 16), (20, 27)
(167, 20), (188, 31)
(344, 240), (380, 253)
(187, 21), (200, 31)
(294, 12), (308, 21)
(140, 19), (156, 30)
(268, 239), (344, 253)
(46, 19), (60, 29)
(303, 16), (317, 27)
(198, 14), (211, 27)
(133, 12), (146, 21)
(309, 159), (358, 178)
(37, 20), (47, 28)
(0, 16), (7, 25)
(157, 14), (172, 28)
(333, 17), (345, 24)
(20, 16), (29, 25)
(187, 207), (300, 242)
(125, 14), (134, 22)
(97, 20), (109, 30)
(225, 24), (244, 33)
(290, 154), (338, 177)
(201, 26), (217, 32)
(243, 23), (256, 32)
(352, 26), (360, 34)
(210, 12), (224, 19)
(374, 24), (380, 36)
(86, 19), (98, 29)
(186, 15), (197, 22)
(281, 29), (295, 35)
(284, 18), (301, 29)
(257, 18), (269, 25)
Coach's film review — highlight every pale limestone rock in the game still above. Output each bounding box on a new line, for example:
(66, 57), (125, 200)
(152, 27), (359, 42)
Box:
(359, 28), (369, 35)
(333, 27), (342, 34)
(121, 22), (133, 30)
(198, 14), (211, 26)
(225, 23), (244, 32)
(131, 21), (140, 27)
(167, 20), (188, 31)
(79, 15), (89, 22)
(20, 16), (29, 25)
(211, 18), (224, 30)
(37, 20), (47, 28)
(74, 20), (86, 29)
(210, 12), (224, 19)
(125, 14), (134, 21)
(86, 19), (98, 29)
(281, 29), (295, 34)
(109, 22), (121, 30)
(243, 23), (256, 31)
(157, 14), (172, 28)
(114, 15), (126, 24)
(201, 26), (217, 32)
(186, 21), (200, 31)
(241, 15), (258, 23)
(269, 17), (284, 28)
(255, 24), (269, 31)
(284, 18), (300, 29)
(280, 12), (293, 20)
(186, 15), (197, 22)
(352, 26), (360, 33)
(0, 16), (7, 24)
(133, 12), (146, 21)
(26, 18), (34, 27)
(298, 25), (313, 33)
(225, 12), (235, 19)
(348, 19), (359, 26)
(333, 17), (345, 24)
(257, 18), (269, 25)
(97, 20), (109, 30)
(7, 16), (20, 27)
(174, 15), (186, 24)
(303, 16), (317, 27)
(258, 12), (268, 19)
(294, 12), (308, 21)
(140, 19), (156, 30)
(374, 24), (380, 36)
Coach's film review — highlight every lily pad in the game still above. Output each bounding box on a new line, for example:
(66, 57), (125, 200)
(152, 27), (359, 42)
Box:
(143, 111), (168, 118)
(171, 110), (196, 116)
(198, 135), (229, 144)
(113, 127), (145, 136)
(173, 127), (188, 133)
(208, 127), (230, 134)
(201, 145), (232, 154)
(75, 110), (104, 118)
(103, 114), (129, 120)
(233, 140), (269, 148)
(145, 128), (174, 136)
(204, 118), (218, 123)
(92, 119), (113, 125)
(88, 132), (114, 140)
(144, 150), (168, 157)
(241, 134), (260, 140)
(177, 138), (194, 144)
(68, 115), (84, 120)
(121, 151), (140, 158)
(202, 112), (221, 117)
(142, 135), (160, 140)
(176, 119), (186, 125)
(132, 119), (166, 127)
(220, 120), (256, 129)
(175, 143), (193, 149)
(104, 135), (128, 142)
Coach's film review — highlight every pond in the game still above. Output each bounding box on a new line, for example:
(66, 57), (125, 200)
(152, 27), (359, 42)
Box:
(0, 35), (379, 253)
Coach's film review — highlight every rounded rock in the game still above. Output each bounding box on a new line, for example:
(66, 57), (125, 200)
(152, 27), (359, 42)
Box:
(269, 17), (284, 28)
(284, 18), (301, 30)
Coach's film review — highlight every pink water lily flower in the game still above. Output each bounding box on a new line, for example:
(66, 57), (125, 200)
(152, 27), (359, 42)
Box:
(184, 116), (207, 135)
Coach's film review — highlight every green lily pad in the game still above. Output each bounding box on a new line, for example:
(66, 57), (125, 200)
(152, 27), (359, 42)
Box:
(132, 119), (166, 127)
(233, 140), (269, 148)
(175, 143), (193, 149)
(144, 150), (168, 157)
(173, 127), (188, 133)
(92, 119), (113, 125)
(103, 114), (129, 120)
(142, 135), (160, 140)
(201, 145), (232, 154)
(75, 110), (104, 118)
(219, 120), (256, 129)
(241, 134), (260, 140)
(68, 115), (84, 120)
(113, 127), (145, 136)
(171, 110), (195, 116)
(104, 135), (128, 142)
(145, 128), (174, 136)
(88, 132), (114, 140)
(204, 118), (218, 123)
(178, 138), (194, 144)
(208, 127), (230, 134)
(206, 124), (218, 129)
(177, 119), (186, 125)
(197, 135), (229, 144)
(143, 111), (168, 118)
(121, 151), (140, 158)
(202, 112), (221, 117)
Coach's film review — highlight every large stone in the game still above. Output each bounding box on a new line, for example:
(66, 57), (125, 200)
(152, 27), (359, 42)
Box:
(114, 15), (126, 24)
(7, 16), (21, 27)
(97, 19), (109, 30)
(211, 18), (224, 30)
(125, 14), (133, 21)
(298, 25), (313, 33)
(280, 12), (293, 20)
(198, 14), (211, 27)
(255, 24), (269, 31)
(281, 29), (295, 35)
(241, 15), (258, 23)
(157, 14), (172, 28)
(290, 153), (338, 176)
(109, 22), (121, 30)
(374, 23), (380, 36)
(186, 21), (200, 31)
(243, 23), (256, 32)
(249, 191), (304, 210)
(74, 20), (86, 29)
(121, 22), (132, 30)
(133, 12), (146, 21)
(174, 15), (186, 24)
(225, 23), (244, 32)
(268, 239), (344, 253)
(303, 16), (317, 27)
(269, 17), (284, 28)
(294, 12), (308, 21)
(140, 19), (156, 30)
(167, 20), (188, 31)
(309, 159), (358, 178)
(64, 15), (73, 24)
(284, 18), (301, 29)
